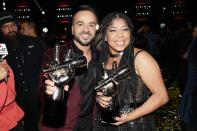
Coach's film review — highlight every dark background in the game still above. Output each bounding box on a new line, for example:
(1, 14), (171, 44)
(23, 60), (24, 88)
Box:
(2, 0), (197, 22)
(1, 0), (197, 40)
(3, 0), (135, 19)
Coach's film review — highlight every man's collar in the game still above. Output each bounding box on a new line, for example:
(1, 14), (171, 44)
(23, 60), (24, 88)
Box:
(71, 41), (84, 57)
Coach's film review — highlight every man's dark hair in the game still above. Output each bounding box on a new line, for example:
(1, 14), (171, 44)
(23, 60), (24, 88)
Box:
(72, 5), (98, 24)
(19, 19), (37, 31)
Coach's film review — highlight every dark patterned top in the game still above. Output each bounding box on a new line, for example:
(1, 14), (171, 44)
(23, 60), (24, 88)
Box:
(94, 50), (157, 131)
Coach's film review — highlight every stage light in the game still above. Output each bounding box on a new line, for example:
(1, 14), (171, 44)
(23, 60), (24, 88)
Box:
(96, 24), (99, 30)
(160, 23), (165, 29)
(42, 11), (45, 15)
(56, 1), (72, 24)
(42, 27), (48, 33)
(2, 0), (6, 11)
(33, 0), (45, 15)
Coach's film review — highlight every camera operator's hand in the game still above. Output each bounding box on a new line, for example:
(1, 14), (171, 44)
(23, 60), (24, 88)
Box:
(0, 60), (9, 81)
(96, 92), (112, 108)
(45, 79), (69, 94)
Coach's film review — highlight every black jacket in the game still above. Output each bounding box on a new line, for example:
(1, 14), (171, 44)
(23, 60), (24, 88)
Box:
(3, 34), (45, 99)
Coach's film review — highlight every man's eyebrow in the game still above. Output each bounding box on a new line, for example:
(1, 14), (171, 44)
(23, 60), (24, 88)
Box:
(75, 21), (84, 24)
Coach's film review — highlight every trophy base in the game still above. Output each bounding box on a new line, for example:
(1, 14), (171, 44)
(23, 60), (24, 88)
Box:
(100, 108), (119, 124)
(42, 99), (66, 128)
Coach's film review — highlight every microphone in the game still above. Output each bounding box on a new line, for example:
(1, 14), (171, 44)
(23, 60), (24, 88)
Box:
(0, 43), (8, 82)
(0, 43), (8, 60)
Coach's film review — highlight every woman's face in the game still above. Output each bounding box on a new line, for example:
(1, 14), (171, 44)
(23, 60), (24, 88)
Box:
(105, 18), (132, 54)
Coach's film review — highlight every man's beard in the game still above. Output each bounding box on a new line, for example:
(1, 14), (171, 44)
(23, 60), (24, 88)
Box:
(3, 33), (23, 48)
(5, 31), (17, 39)
(74, 32), (94, 46)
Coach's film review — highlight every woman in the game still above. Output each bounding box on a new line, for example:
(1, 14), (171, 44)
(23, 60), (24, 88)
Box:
(0, 60), (24, 131)
(94, 12), (169, 131)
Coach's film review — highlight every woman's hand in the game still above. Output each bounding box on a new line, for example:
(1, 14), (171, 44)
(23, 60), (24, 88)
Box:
(111, 113), (129, 126)
(45, 79), (69, 94)
(96, 92), (112, 108)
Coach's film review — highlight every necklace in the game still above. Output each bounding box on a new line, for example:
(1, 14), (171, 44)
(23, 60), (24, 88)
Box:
(109, 52), (123, 58)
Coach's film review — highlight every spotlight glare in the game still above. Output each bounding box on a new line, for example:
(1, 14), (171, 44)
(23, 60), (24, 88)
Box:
(96, 24), (99, 30)
(42, 27), (48, 33)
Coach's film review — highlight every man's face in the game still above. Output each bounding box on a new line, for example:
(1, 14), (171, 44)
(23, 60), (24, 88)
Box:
(192, 27), (197, 38)
(19, 22), (32, 36)
(72, 11), (97, 46)
(0, 22), (18, 38)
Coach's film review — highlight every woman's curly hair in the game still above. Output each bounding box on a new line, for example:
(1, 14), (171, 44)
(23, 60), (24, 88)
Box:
(99, 12), (137, 106)
(99, 12), (135, 67)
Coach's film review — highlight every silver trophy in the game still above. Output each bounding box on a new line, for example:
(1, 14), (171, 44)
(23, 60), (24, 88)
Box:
(42, 43), (87, 127)
(43, 44), (87, 101)
(95, 62), (131, 123)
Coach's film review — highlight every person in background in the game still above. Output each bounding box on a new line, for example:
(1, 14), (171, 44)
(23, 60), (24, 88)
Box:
(182, 25), (197, 59)
(19, 19), (38, 38)
(19, 19), (47, 50)
(137, 25), (162, 64)
(0, 60), (24, 131)
(39, 5), (98, 131)
(94, 12), (169, 131)
(0, 11), (45, 131)
(180, 25), (197, 131)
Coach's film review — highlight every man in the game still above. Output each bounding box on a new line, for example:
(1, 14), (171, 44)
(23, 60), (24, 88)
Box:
(19, 19), (38, 38)
(39, 5), (98, 131)
(19, 19), (47, 50)
(180, 25), (197, 131)
(0, 11), (45, 131)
